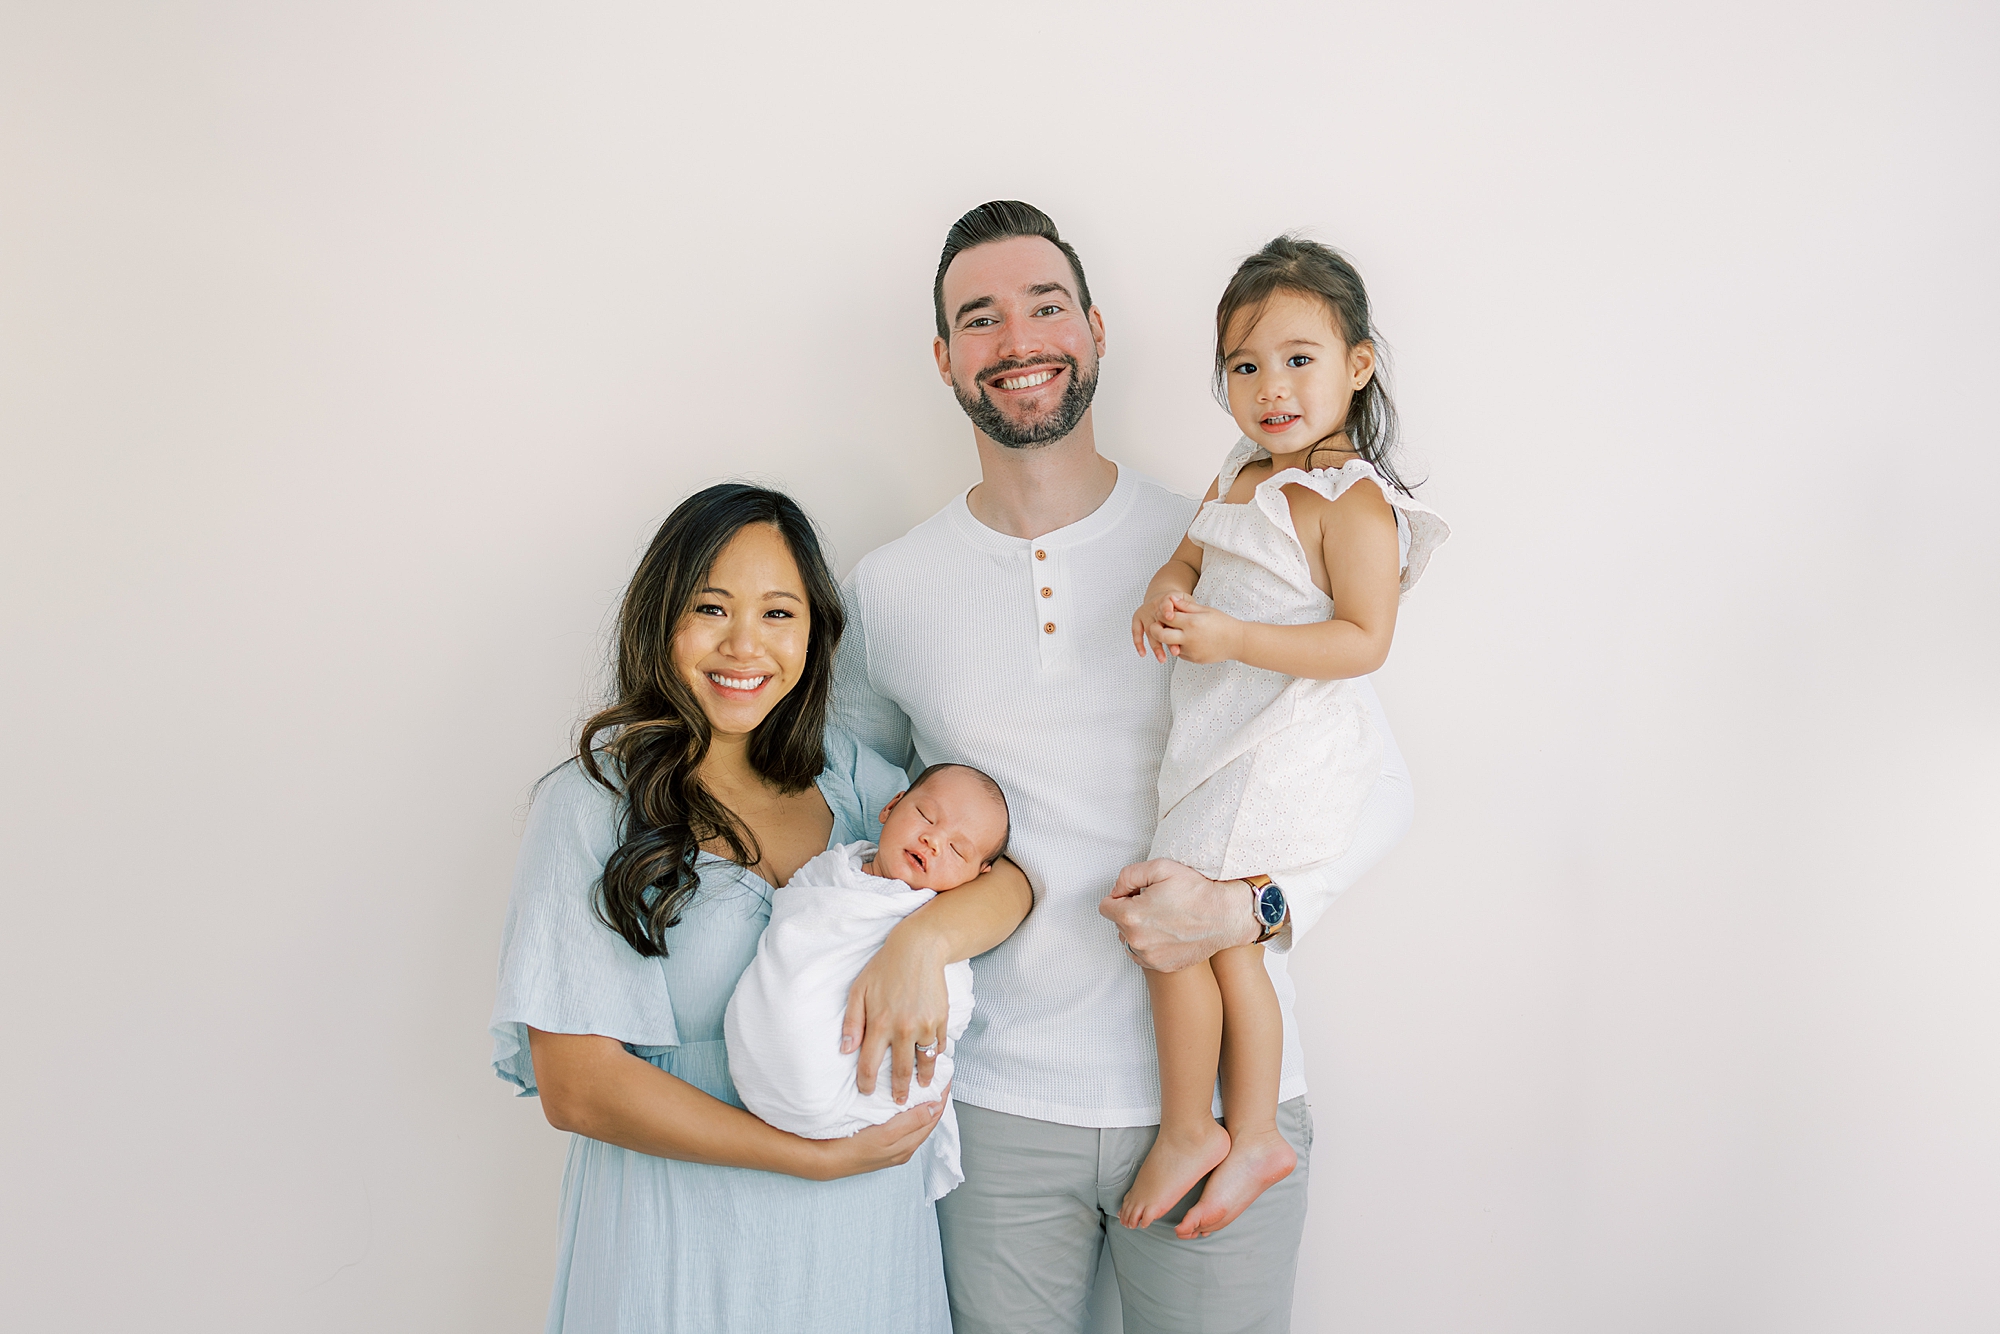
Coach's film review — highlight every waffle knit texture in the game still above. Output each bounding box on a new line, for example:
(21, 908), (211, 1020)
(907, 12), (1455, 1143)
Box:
(833, 462), (1410, 1127)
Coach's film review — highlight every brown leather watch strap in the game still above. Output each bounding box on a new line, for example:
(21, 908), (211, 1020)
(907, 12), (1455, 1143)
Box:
(1245, 874), (1285, 944)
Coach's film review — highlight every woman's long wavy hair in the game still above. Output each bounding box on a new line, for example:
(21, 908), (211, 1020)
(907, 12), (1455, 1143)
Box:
(577, 484), (845, 958)
(1214, 234), (1418, 496)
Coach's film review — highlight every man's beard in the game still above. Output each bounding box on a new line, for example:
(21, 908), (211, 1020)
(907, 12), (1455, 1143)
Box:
(952, 354), (1099, 449)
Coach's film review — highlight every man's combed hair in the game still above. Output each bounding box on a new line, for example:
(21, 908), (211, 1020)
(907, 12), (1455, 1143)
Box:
(907, 761), (1012, 865)
(933, 201), (1094, 340)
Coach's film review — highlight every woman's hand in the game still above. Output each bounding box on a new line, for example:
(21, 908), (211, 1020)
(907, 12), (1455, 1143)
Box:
(841, 857), (1031, 1104)
(1150, 594), (1244, 666)
(805, 1083), (952, 1180)
(842, 923), (951, 1104)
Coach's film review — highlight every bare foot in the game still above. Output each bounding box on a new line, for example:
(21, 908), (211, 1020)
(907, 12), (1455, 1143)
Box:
(1119, 1118), (1230, 1230)
(1174, 1126), (1297, 1239)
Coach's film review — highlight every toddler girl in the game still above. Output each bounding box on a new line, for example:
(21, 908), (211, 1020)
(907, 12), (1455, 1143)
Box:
(1123, 236), (1449, 1238)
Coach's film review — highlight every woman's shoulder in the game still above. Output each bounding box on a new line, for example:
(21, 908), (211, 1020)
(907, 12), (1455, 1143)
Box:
(817, 728), (906, 841)
(516, 751), (627, 863)
(818, 725), (861, 774)
(819, 727), (906, 793)
(532, 751), (622, 815)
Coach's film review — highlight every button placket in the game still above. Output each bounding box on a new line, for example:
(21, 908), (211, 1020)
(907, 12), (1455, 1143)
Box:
(1033, 544), (1065, 666)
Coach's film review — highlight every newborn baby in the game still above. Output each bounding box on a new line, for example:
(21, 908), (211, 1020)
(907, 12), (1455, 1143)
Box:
(724, 761), (1011, 1200)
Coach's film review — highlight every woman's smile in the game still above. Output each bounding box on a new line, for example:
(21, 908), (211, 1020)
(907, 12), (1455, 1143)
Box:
(704, 670), (773, 699)
(669, 521), (813, 736)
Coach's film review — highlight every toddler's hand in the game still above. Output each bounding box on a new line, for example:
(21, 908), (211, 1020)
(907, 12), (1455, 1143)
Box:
(1131, 593), (1184, 662)
(1152, 594), (1242, 666)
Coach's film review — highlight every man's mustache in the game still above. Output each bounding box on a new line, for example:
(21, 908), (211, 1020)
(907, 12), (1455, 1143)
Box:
(977, 355), (1078, 385)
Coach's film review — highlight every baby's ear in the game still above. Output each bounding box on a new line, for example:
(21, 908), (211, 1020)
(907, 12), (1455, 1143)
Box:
(878, 790), (907, 822)
(978, 859), (994, 874)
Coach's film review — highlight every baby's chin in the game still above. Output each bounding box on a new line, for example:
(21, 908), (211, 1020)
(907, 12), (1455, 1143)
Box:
(872, 844), (938, 890)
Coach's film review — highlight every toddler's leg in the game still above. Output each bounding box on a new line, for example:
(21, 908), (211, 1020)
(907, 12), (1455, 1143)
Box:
(1117, 961), (1233, 1231)
(1177, 943), (1297, 1239)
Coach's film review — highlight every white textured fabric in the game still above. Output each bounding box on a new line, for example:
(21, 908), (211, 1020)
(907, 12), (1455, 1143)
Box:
(724, 841), (976, 1201)
(1152, 439), (1451, 879)
(834, 462), (1422, 1127)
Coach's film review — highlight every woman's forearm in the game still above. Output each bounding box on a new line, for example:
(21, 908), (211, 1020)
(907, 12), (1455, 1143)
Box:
(889, 858), (1033, 964)
(529, 1028), (825, 1177)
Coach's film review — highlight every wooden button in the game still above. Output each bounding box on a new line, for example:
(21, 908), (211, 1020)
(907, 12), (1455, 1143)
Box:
(1040, 587), (1052, 598)
(1034, 549), (1046, 560)
(1043, 622), (1056, 634)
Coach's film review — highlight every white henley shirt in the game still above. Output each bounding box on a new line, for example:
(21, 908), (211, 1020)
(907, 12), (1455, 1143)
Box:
(833, 461), (1407, 1127)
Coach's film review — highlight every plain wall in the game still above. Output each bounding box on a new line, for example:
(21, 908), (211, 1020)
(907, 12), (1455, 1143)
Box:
(3, 3), (1996, 1330)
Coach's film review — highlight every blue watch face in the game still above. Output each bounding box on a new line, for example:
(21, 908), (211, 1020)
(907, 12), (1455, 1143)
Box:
(1257, 883), (1286, 927)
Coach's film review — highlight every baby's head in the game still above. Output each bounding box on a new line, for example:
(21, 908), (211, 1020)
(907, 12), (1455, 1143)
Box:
(871, 762), (1011, 892)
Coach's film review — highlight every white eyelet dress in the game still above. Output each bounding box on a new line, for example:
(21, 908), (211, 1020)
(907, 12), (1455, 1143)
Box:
(1149, 438), (1450, 880)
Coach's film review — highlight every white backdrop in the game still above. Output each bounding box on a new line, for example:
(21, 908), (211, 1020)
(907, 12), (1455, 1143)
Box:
(3, 3), (1996, 1331)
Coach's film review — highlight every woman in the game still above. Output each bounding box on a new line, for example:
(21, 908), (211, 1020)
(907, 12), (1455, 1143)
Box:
(491, 483), (1032, 1331)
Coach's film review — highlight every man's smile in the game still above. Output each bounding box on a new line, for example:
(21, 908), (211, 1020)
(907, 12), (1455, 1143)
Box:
(985, 362), (1068, 395)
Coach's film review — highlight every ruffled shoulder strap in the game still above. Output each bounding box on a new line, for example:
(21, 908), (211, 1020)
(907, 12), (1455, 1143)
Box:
(1212, 436), (1269, 498)
(1258, 459), (1451, 597)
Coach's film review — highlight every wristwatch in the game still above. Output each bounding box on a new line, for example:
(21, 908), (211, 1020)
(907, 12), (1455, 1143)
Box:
(1245, 874), (1288, 944)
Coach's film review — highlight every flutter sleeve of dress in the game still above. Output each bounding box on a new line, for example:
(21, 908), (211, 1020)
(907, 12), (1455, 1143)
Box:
(490, 757), (680, 1097)
(817, 725), (910, 844)
(832, 574), (919, 776)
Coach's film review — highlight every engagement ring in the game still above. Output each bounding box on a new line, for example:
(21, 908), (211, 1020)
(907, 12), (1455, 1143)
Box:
(916, 1043), (938, 1057)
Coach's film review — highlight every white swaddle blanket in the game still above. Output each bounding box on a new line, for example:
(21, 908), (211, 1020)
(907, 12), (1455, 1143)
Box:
(724, 841), (975, 1201)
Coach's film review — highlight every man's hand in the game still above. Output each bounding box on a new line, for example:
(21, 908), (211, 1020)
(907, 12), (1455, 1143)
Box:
(1099, 858), (1258, 973)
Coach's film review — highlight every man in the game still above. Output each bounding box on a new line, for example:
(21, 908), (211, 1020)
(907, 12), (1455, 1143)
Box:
(833, 201), (1413, 1333)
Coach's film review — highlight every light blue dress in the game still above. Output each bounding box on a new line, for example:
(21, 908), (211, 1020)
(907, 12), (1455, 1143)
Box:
(491, 729), (950, 1333)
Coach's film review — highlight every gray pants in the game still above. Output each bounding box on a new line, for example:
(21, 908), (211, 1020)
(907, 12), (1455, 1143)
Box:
(936, 1098), (1313, 1334)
